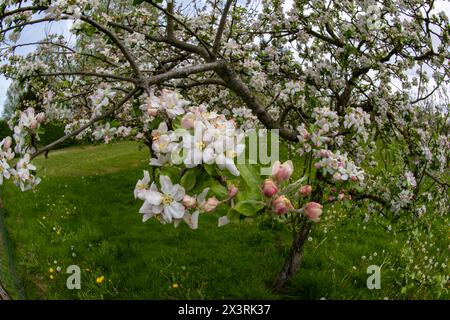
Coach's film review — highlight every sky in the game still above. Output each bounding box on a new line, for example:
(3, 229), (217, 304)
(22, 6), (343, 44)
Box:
(0, 19), (73, 115)
(0, 1), (448, 115)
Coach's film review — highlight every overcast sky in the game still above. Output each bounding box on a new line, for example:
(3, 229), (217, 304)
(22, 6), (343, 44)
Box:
(0, 1), (448, 116)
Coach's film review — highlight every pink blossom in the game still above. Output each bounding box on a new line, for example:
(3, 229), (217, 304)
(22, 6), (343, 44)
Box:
(272, 160), (294, 182)
(2, 137), (12, 150)
(181, 114), (195, 129)
(182, 195), (197, 208)
(272, 195), (293, 215)
(299, 185), (312, 196)
(228, 184), (238, 198)
(262, 179), (278, 197)
(36, 113), (45, 123)
(303, 202), (323, 222)
(147, 108), (158, 117)
(202, 197), (219, 212)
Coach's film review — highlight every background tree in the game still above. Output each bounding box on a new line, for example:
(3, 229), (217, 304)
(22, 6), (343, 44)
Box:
(0, 0), (448, 290)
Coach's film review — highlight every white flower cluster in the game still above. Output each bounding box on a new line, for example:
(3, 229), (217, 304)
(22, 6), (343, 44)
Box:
(0, 137), (40, 191)
(46, 0), (100, 19)
(64, 119), (92, 140)
(295, 107), (340, 154)
(145, 89), (190, 119)
(150, 105), (245, 176)
(390, 189), (414, 213)
(314, 149), (365, 183)
(134, 172), (216, 229)
(8, 107), (45, 155)
(90, 83), (116, 117)
(92, 123), (132, 143)
(344, 107), (371, 142)
(231, 107), (259, 130)
(404, 171), (417, 189)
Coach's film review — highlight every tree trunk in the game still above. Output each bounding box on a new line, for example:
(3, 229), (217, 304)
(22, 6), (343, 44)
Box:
(272, 220), (311, 291)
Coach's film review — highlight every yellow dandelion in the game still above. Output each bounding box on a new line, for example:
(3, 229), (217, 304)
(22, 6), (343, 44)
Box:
(172, 283), (179, 289)
(96, 276), (105, 284)
(49, 275), (54, 280)
(49, 268), (54, 273)
(56, 230), (61, 236)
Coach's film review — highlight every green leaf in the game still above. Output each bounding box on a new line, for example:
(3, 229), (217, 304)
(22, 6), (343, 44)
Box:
(180, 170), (197, 192)
(227, 208), (241, 222)
(204, 164), (216, 176)
(236, 164), (261, 188)
(133, 0), (145, 5)
(209, 183), (228, 198)
(234, 200), (266, 217)
(159, 166), (180, 183)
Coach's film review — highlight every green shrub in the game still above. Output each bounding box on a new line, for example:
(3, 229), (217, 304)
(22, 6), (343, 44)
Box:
(0, 120), (12, 139)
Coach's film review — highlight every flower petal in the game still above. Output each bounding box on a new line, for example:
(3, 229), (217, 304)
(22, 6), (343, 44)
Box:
(159, 175), (173, 194)
(144, 190), (162, 205)
(166, 202), (185, 219)
(170, 184), (185, 202)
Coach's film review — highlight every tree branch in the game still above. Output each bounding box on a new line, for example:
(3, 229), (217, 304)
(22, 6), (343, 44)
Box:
(31, 88), (141, 160)
(212, 0), (233, 56)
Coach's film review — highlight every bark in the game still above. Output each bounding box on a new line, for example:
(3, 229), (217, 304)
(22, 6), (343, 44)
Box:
(272, 219), (311, 291)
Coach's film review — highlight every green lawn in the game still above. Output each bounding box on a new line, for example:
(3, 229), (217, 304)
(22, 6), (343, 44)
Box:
(0, 141), (448, 299)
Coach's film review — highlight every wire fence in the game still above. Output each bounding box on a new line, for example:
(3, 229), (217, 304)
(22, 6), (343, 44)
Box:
(0, 196), (26, 300)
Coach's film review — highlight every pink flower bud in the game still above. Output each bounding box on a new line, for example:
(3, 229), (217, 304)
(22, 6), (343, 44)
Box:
(272, 195), (293, 215)
(350, 175), (358, 182)
(2, 136), (12, 150)
(262, 179), (278, 197)
(271, 160), (294, 182)
(299, 185), (312, 197)
(182, 195), (197, 209)
(202, 197), (219, 213)
(303, 202), (323, 222)
(338, 192), (345, 201)
(29, 120), (38, 130)
(36, 112), (45, 123)
(181, 114), (195, 129)
(347, 194), (352, 200)
(314, 162), (322, 169)
(228, 184), (238, 198)
(147, 107), (158, 117)
(318, 149), (331, 158)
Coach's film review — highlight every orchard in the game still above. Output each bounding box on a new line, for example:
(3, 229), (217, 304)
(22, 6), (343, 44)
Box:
(0, 0), (448, 299)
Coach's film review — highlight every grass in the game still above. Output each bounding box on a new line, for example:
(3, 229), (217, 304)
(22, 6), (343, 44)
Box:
(0, 141), (448, 299)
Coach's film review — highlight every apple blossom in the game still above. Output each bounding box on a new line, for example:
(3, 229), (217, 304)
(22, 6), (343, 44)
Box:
(272, 195), (293, 215)
(202, 197), (219, 213)
(299, 185), (312, 197)
(272, 160), (294, 182)
(303, 202), (323, 222)
(228, 184), (238, 198)
(182, 195), (197, 209)
(140, 175), (186, 224)
(262, 179), (278, 197)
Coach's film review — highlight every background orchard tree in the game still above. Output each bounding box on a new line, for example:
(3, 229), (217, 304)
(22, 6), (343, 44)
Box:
(0, 0), (448, 291)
